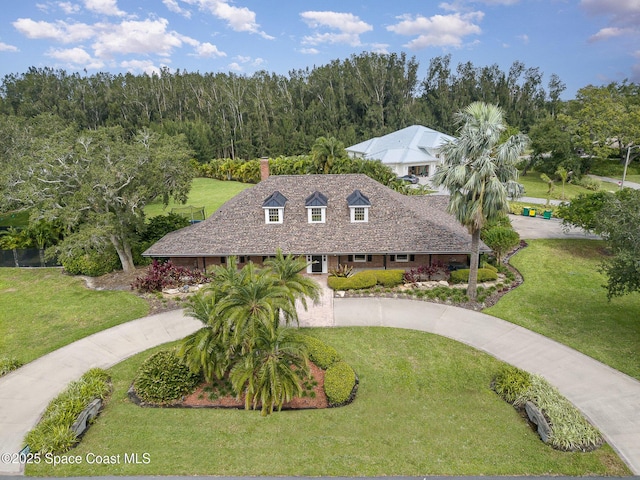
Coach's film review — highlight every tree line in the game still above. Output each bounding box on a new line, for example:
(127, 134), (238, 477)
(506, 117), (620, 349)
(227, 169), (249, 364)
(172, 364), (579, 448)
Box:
(0, 52), (561, 161)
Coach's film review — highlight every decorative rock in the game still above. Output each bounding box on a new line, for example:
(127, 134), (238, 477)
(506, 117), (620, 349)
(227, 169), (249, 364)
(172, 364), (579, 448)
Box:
(525, 401), (552, 443)
(438, 280), (449, 286)
(71, 398), (102, 437)
(336, 290), (345, 298)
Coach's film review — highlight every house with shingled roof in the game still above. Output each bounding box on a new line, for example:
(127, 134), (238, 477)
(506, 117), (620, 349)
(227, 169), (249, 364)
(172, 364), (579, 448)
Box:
(143, 169), (489, 275)
(346, 125), (454, 178)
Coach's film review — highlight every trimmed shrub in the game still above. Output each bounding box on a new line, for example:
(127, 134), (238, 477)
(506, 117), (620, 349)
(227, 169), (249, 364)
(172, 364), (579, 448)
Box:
(133, 350), (201, 404)
(24, 369), (111, 454)
(493, 365), (531, 404)
(58, 247), (121, 277)
(324, 361), (357, 406)
(372, 269), (404, 287)
(481, 226), (520, 263)
(0, 357), (23, 377)
(298, 334), (341, 369)
(327, 271), (377, 290)
(450, 268), (498, 284)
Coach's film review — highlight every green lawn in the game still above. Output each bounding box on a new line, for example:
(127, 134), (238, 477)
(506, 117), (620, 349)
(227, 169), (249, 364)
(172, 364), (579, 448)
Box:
(517, 171), (596, 200)
(25, 328), (628, 477)
(144, 177), (251, 219)
(0, 268), (149, 365)
(485, 239), (640, 380)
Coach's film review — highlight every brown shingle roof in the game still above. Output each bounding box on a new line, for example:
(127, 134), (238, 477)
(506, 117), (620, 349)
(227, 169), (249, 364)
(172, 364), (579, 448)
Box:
(143, 174), (487, 257)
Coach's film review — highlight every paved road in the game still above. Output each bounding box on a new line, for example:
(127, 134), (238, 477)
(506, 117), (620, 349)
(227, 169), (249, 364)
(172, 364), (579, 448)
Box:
(589, 175), (640, 190)
(509, 213), (600, 240)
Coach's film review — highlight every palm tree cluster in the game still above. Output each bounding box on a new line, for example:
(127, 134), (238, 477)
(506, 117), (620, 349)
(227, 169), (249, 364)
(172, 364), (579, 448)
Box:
(179, 250), (320, 416)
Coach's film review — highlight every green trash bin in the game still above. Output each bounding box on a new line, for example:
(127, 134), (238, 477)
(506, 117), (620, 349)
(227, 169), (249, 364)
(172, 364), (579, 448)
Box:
(522, 207), (530, 216)
(543, 210), (552, 220)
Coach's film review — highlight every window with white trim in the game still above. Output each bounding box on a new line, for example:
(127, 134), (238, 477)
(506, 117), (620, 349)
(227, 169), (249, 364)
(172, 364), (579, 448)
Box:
(350, 206), (368, 223)
(265, 207), (283, 224)
(395, 254), (409, 262)
(307, 206), (326, 223)
(353, 254), (367, 262)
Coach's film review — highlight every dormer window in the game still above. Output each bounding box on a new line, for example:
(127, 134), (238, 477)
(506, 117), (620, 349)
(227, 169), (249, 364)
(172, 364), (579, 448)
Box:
(263, 191), (287, 224)
(347, 189), (370, 223)
(305, 191), (327, 224)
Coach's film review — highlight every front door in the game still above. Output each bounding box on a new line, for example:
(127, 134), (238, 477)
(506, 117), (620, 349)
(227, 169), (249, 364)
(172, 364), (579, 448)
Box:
(307, 255), (327, 274)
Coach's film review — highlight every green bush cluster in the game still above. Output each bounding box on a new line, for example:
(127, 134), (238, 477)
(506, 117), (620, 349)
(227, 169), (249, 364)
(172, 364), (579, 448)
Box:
(0, 357), (23, 377)
(493, 367), (603, 451)
(449, 268), (498, 284)
(58, 247), (121, 277)
(298, 334), (342, 369)
(327, 269), (404, 290)
(324, 361), (357, 406)
(493, 365), (531, 404)
(24, 369), (111, 454)
(133, 350), (201, 404)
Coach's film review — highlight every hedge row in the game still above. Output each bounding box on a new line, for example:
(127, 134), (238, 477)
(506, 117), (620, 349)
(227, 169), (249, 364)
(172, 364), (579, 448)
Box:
(327, 269), (404, 290)
(24, 369), (111, 454)
(298, 334), (341, 369)
(493, 365), (603, 451)
(133, 350), (201, 404)
(449, 268), (498, 284)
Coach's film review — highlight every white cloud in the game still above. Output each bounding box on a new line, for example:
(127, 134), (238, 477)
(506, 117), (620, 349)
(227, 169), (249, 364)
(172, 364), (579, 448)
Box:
(387, 12), (483, 49)
(184, 0), (273, 39)
(13, 18), (95, 43)
(91, 18), (183, 58)
(0, 42), (19, 52)
(163, 0), (191, 18)
(46, 46), (104, 68)
(228, 62), (242, 72)
(371, 43), (390, 54)
(300, 11), (373, 47)
(300, 47), (319, 55)
(57, 2), (82, 14)
(518, 34), (529, 44)
(193, 42), (226, 58)
(83, 0), (125, 17)
(120, 59), (162, 75)
(581, 0), (640, 41)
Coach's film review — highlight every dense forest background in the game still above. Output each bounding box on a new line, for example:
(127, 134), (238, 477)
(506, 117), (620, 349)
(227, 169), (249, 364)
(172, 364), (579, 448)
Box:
(0, 52), (564, 162)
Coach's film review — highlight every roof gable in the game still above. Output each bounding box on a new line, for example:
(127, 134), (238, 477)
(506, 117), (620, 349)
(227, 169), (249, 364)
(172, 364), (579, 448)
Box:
(305, 191), (328, 207)
(262, 191), (287, 208)
(346, 189), (371, 206)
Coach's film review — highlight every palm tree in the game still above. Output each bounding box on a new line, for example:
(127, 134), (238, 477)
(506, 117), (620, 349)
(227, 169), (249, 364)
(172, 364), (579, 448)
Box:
(230, 325), (309, 416)
(311, 136), (348, 174)
(264, 249), (321, 328)
(179, 287), (231, 382)
(432, 102), (529, 300)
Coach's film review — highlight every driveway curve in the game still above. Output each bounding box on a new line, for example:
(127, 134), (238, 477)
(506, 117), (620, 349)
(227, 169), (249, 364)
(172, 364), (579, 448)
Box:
(334, 297), (640, 475)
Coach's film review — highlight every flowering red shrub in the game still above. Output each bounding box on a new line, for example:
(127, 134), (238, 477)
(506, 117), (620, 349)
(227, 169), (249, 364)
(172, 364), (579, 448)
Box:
(131, 259), (210, 293)
(403, 262), (448, 283)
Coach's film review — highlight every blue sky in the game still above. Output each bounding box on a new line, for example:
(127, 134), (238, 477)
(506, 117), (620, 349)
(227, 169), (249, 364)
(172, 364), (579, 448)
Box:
(0, 0), (638, 99)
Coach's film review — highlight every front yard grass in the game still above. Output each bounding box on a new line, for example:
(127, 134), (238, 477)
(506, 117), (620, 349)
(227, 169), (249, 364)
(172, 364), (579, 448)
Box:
(144, 177), (251, 219)
(485, 239), (640, 380)
(517, 170), (596, 200)
(26, 328), (629, 477)
(0, 268), (148, 365)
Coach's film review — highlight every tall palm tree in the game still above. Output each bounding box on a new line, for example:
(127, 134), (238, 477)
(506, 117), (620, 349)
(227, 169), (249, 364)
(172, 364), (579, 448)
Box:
(264, 249), (321, 328)
(230, 325), (309, 416)
(432, 102), (528, 300)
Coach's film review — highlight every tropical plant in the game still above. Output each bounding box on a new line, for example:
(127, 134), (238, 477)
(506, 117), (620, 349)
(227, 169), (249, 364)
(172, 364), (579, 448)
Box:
(263, 249), (321, 327)
(0, 226), (28, 267)
(432, 102), (529, 299)
(229, 325), (309, 416)
(311, 136), (348, 174)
